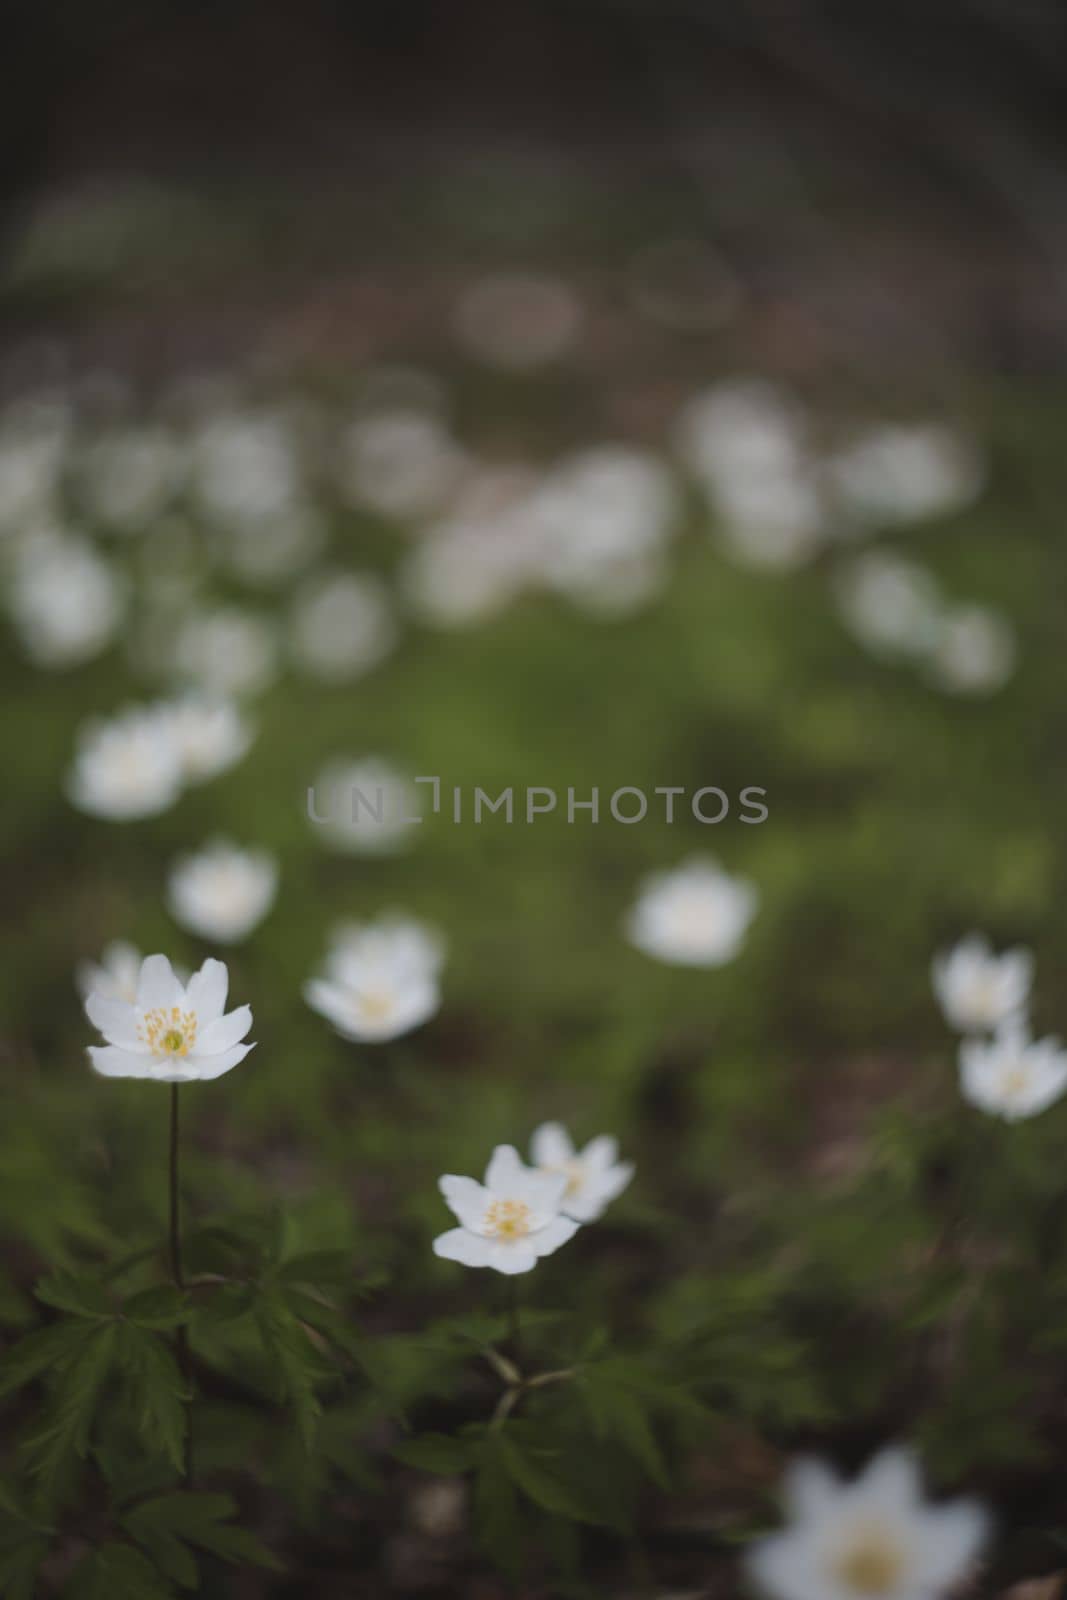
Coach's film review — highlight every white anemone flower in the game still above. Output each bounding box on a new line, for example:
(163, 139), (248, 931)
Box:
(827, 423), (984, 529)
(325, 914), (445, 983)
(529, 1123), (633, 1222)
(192, 412), (302, 527)
(834, 554), (942, 660)
(932, 934), (1031, 1034)
(68, 704), (185, 820)
(746, 1447), (988, 1600)
(158, 695), (254, 785)
(8, 531), (125, 667)
(304, 950), (440, 1044)
(401, 509), (536, 629)
(433, 1144), (579, 1276)
(77, 940), (144, 1004)
(309, 758), (421, 855)
(170, 606), (278, 698)
(167, 840), (278, 944)
(84, 953), (255, 1082)
(337, 410), (467, 520)
(960, 1020), (1067, 1123)
(625, 857), (758, 968)
(289, 571), (397, 682)
(926, 604), (1016, 697)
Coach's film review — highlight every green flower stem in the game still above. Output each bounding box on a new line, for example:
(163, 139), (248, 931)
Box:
(169, 1082), (194, 1482)
(506, 1277), (522, 1369)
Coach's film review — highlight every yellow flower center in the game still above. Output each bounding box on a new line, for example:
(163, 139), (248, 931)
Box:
(358, 991), (394, 1022)
(485, 1199), (532, 1240)
(1002, 1063), (1031, 1098)
(544, 1159), (585, 1199)
(834, 1530), (904, 1595)
(139, 1006), (198, 1058)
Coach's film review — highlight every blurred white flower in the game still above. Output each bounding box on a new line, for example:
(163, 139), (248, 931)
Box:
(433, 1144), (579, 1275)
(746, 1447), (988, 1600)
(529, 1122), (633, 1222)
(828, 423), (984, 528)
(310, 757), (421, 855)
(84, 953), (255, 1082)
(324, 913), (445, 984)
(932, 934), (1031, 1034)
(0, 411), (66, 528)
(926, 604), (1016, 696)
(192, 411), (302, 527)
(960, 1020), (1067, 1122)
(305, 944), (440, 1044)
(337, 410), (466, 520)
(401, 489), (538, 630)
(67, 704), (185, 820)
(76, 940), (144, 1004)
(835, 553), (942, 659)
(171, 606), (278, 697)
(159, 695), (254, 785)
(626, 856), (758, 968)
(289, 571), (397, 682)
(452, 272), (583, 371)
(223, 504), (325, 586)
(7, 530), (125, 667)
(168, 840), (278, 944)
(77, 424), (184, 530)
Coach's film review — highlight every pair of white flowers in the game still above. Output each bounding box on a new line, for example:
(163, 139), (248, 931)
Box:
(433, 1127), (633, 1277)
(68, 696), (253, 821)
(749, 1446), (987, 1600)
(933, 935), (1067, 1122)
(305, 915), (444, 1043)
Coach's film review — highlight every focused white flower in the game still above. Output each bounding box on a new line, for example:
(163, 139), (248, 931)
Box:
(324, 913), (445, 984)
(77, 424), (184, 530)
(926, 604), (1016, 696)
(304, 946), (440, 1043)
(67, 704), (185, 820)
(76, 940), (144, 1004)
(433, 1144), (579, 1275)
(168, 840), (278, 944)
(84, 953), (255, 1082)
(828, 423), (983, 529)
(835, 553), (942, 659)
(289, 571), (397, 682)
(960, 1020), (1067, 1122)
(8, 530), (125, 667)
(932, 935), (1031, 1034)
(158, 695), (254, 785)
(337, 410), (466, 520)
(746, 1447), (988, 1600)
(530, 1123), (633, 1222)
(452, 272), (583, 371)
(625, 857), (758, 968)
(171, 606), (278, 698)
(309, 757), (421, 855)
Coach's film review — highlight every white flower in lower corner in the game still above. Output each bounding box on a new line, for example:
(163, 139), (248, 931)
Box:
(168, 841), (278, 944)
(746, 1447), (988, 1600)
(67, 704), (185, 820)
(434, 1144), (579, 1276)
(960, 1020), (1067, 1122)
(84, 953), (255, 1082)
(625, 856), (758, 968)
(932, 934), (1031, 1034)
(530, 1122), (633, 1222)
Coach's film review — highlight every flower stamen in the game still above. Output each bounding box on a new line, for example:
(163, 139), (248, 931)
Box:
(485, 1199), (532, 1240)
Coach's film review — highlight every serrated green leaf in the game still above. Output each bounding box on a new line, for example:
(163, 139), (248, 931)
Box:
(253, 1291), (327, 1450)
(114, 1324), (188, 1472)
(0, 1535), (49, 1600)
(34, 1273), (114, 1320)
(122, 1288), (190, 1331)
(122, 1491), (280, 1582)
(67, 1540), (174, 1600)
(0, 1320), (90, 1401)
(495, 1429), (607, 1526)
(393, 1433), (478, 1474)
(22, 1323), (116, 1508)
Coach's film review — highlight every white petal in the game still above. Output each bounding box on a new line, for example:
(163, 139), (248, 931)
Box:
(433, 1228), (492, 1268)
(188, 1041), (255, 1081)
(782, 1458), (840, 1523)
(530, 1216), (579, 1257)
(485, 1144), (526, 1194)
(184, 957), (229, 1024)
(745, 1530), (821, 1600)
(88, 1044), (156, 1079)
(84, 993), (143, 1050)
(581, 1134), (619, 1171)
(136, 954), (183, 1012)
(486, 1240), (539, 1275)
(856, 1446), (922, 1517)
(439, 1175), (491, 1229)
(196, 1004), (253, 1055)
(914, 1501), (990, 1588)
(530, 1121), (573, 1168)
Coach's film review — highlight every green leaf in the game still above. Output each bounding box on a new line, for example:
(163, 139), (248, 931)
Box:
(23, 1323), (117, 1508)
(0, 1320), (90, 1401)
(393, 1433), (478, 1474)
(253, 1290), (329, 1450)
(0, 1536), (49, 1600)
(114, 1324), (188, 1472)
(276, 1251), (358, 1289)
(473, 1434), (523, 1580)
(495, 1429), (607, 1525)
(122, 1289), (190, 1331)
(66, 1540), (174, 1600)
(34, 1273), (114, 1320)
(122, 1491), (280, 1586)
